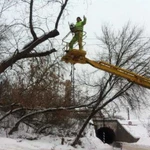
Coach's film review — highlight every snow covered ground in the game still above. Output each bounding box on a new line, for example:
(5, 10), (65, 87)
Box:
(0, 136), (112, 150)
(0, 119), (150, 150)
(0, 135), (150, 150)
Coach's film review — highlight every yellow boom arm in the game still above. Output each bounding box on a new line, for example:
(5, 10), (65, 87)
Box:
(61, 50), (150, 89)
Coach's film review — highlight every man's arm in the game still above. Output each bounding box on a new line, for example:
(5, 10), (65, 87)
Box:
(82, 15), (87, 25)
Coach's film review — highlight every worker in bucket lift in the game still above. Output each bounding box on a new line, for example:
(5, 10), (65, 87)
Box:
(67, 16), (87, 52)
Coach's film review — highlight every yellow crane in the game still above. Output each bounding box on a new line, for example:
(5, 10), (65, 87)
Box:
(61, 49), (150, 89)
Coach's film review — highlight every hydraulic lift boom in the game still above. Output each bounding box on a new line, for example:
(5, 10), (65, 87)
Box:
(61, 50), (150, 89)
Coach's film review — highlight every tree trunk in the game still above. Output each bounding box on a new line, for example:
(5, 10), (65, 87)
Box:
(71, 110), (95, 146)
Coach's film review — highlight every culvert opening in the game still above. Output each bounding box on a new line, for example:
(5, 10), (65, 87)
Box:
(96, 127), (115, 144)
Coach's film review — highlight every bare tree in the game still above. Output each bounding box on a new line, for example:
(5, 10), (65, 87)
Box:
(71, 23), (150, 146)
(0, 0), (17, 18)
(0, 0), (69, 74)
(0, 52), (88, 135)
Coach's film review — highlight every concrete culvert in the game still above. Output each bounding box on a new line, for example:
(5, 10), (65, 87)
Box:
(96, 127), (116, 144)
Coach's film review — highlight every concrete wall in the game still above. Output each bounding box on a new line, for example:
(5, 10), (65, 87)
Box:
(93, 119), (139, 143)
(116, 120), (139, 143)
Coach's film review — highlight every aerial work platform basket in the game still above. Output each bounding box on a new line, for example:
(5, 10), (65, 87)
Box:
(61, 49), (87, 64)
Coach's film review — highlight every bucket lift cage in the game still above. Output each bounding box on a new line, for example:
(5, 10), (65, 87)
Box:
(62, 30), (87, 51)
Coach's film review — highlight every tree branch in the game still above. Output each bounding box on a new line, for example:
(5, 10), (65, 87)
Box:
(0, 29), (59, 74)
(55, 0), (69, 29)
(0, 0), (70, 74)
(8, 102), (97, 135)
(29, 0), (37, 40)
(22, 48), (57, 58)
